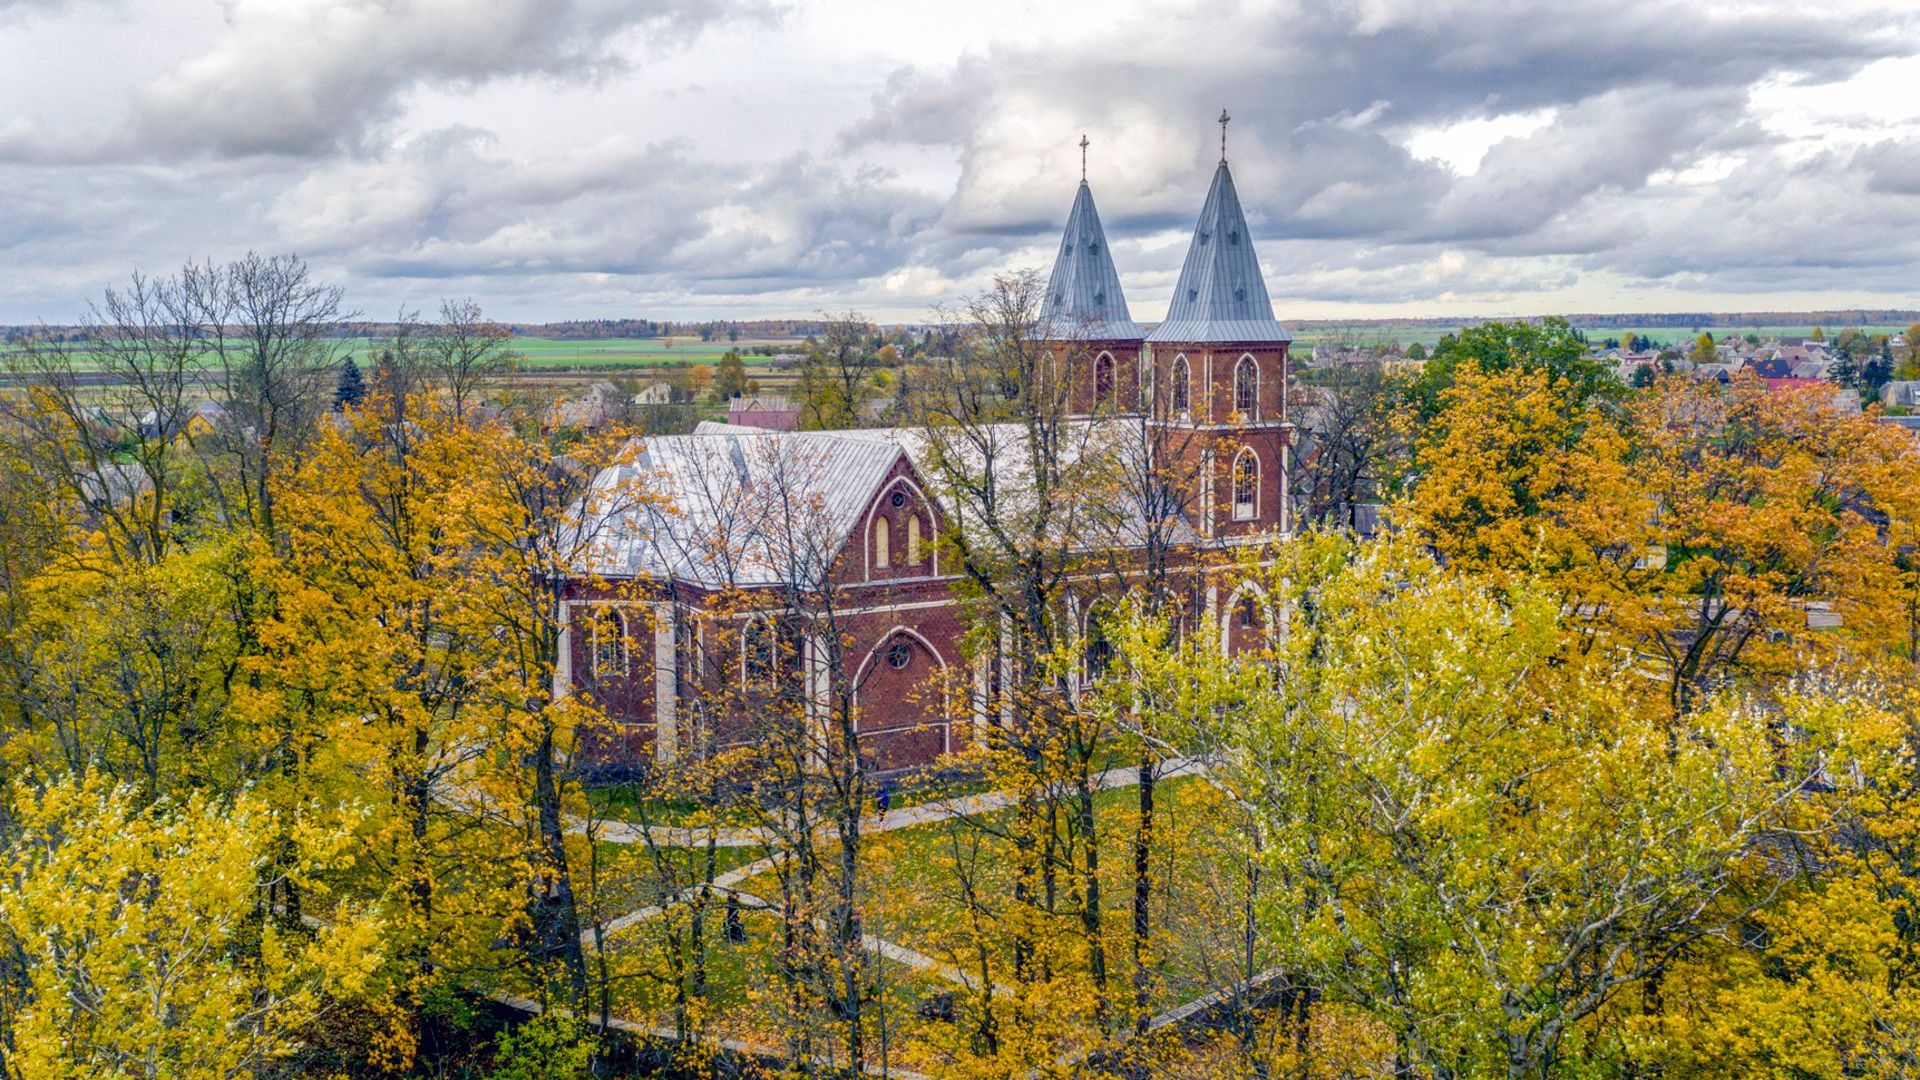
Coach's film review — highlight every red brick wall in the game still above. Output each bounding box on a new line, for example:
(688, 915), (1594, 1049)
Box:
(1060, 341), (1144, 416)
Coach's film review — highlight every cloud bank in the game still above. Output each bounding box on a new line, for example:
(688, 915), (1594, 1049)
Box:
(2, 0), (1918, 321)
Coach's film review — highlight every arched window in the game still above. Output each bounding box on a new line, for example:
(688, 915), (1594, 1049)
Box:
(744, 617), (780, 688)
(1232, 447), (1259, 522)
(1171, 355), (1191, 413)
(873, 516), (891, 569)
(592, 608), (630, 677)
(1093, 353), (1115, 407)
(1234, 355), (1258, 417)
(906, 514), (923, 563)
(1084, 605), (1115, 683)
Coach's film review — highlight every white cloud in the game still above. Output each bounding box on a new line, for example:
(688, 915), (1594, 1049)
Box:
(1403, 108), (1558, 176)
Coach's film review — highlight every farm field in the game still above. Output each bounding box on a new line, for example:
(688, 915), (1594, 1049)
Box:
(0, 335), (807, 374)
(504, 336), (803, 368)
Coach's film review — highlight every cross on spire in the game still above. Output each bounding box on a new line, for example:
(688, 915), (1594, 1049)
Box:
(1079, 134), (1089, 181)
(1218, 108), (1231, 162)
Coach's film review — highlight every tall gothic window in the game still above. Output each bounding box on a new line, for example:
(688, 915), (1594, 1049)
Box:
(873, 516), (891, 569)
(744, 617), (780, 689)
(592, 609), (630, 678)
(1084, 606), (1115, 683)
(1171, 355), (1191, 413)
(1232, 447), (1259, 522)
(906, 514), (924, 563)
(1234, 355), (1258, 418)
(1093, 353), (1115, 407)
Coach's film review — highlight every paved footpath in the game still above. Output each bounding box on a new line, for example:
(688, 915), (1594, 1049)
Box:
(580, 756), (1207, 849)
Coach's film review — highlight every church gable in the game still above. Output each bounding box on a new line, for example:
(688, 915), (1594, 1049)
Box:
(853, 453), (944, 583)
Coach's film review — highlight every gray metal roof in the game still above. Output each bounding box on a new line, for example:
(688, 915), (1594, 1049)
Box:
(569, 417), (1203, 586)
(1146, 162), (1292, 344)
(1039, 182), (1143, 341)
(570, 428), (909, 586)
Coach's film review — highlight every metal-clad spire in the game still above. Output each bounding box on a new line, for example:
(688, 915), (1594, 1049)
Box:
(1146, 158), (1291, 344)
(1039, 163), (1143, 341)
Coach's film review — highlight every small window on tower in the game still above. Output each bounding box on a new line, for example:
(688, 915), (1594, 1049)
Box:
(1232, 447), (1258, 522)
(1187, 289), (1198, 302)
(1235, 287), (1247, 302)
(1229, 229), (1240, 245)
(1198, 231), (1210, 246)
(1093, 291), (1106, 306)
(1234, 355), (1258, 417)
(1088, 241), (1101, 255)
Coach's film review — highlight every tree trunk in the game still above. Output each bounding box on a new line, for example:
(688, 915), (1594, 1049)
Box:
(1132, 758), (1154, 1034)
(530, 718), (589, 1012)
(1076, 772), (1108, 1025)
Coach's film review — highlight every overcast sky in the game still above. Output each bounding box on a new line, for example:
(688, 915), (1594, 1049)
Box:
(4, 0), (1920, 324)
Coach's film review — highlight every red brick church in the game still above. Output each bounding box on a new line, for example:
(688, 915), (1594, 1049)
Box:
(561, 132), (1295, 774)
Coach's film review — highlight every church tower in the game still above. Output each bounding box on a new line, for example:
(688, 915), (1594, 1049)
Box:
(1144, 112), (1293, 539)
(1041, 136), (1144, 416)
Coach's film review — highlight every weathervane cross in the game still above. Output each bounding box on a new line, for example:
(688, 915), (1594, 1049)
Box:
(1219, 108), (1231, 162)
(1079, 134), (1089, 181)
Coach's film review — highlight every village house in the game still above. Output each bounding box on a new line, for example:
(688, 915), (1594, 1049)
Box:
(559, 147), (1295, 775)
(1884, 381), (1920, 409)
(725, 393), (800, 431)
(630, 381), (674, 406)
(545, 381), (625, 432)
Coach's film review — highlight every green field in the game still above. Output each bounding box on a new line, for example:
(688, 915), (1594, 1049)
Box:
(502, 336), (802, 369)
(0, 336), (806, 374)
(11, 323), (1907, 377)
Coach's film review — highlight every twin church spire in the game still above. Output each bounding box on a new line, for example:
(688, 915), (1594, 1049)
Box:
(1041, 119), (1291, 345)
(1038, 167), (1142, 340)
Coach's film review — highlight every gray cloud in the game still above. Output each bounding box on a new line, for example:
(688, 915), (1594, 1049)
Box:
(835, 0), (1920, 308)
(3, 0), (1920, 321)
(9, 0), (777, 162)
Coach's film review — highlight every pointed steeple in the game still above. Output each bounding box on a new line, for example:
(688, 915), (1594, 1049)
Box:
(1040, 176), (1142, 341)
(1146, 160), (1291, 344)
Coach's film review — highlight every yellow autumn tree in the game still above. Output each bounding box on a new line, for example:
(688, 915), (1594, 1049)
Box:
(266, 393), (544, 1067)
(1646, 684), (1920, 1078)
(1109, 534), (1807, 1078)
(1406, 369), (1920, 713)
(0, 774), (383, 1080)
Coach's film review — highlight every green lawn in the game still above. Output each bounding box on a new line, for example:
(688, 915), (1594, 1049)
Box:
(715, 772), (1275, 1015)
